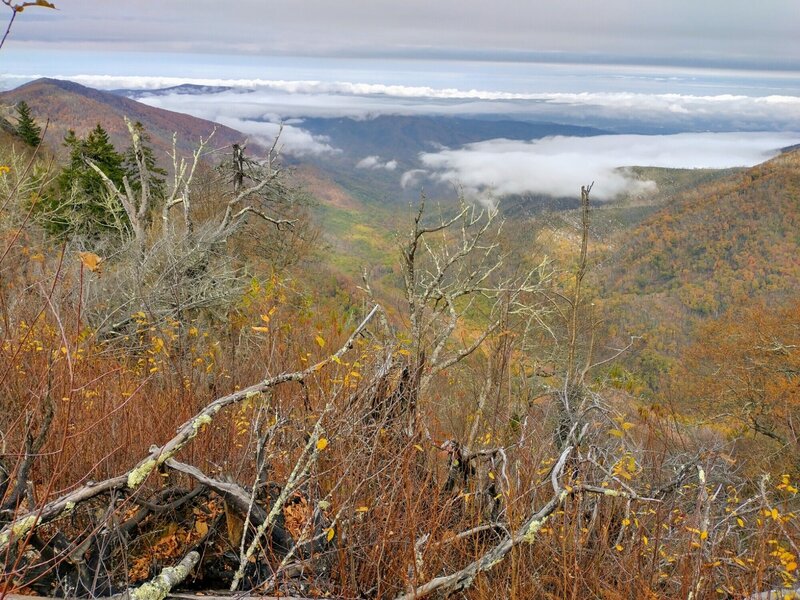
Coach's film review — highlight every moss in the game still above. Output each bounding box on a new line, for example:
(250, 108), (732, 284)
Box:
(127, 459), (157, 489)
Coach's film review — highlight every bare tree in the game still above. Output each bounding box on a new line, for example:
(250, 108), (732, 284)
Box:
(81, 119), (298, 338)
(391, 195), (552, 413)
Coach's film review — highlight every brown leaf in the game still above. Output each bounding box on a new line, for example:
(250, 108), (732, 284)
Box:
(78, 251), (102, 273)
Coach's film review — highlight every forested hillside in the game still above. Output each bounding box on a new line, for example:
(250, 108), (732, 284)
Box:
(596, 150), (800, 382)
(0, 79), (247, 156)
(2, 79), (800, 600)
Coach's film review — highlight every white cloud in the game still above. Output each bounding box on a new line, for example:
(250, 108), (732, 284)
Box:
(356, 155), (380, 169)
(213, 116), (337, 157)
(356, 155), (397, 170)
(400, 169), (428, 189)
(419, 132), (799, 200)
(13, 74), (800, 128)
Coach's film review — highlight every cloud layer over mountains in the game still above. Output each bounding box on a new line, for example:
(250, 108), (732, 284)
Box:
(30, 75), (800, 133)
(417, 133), (798, 200)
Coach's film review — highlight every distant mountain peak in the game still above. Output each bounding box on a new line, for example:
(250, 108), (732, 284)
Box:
(0, 78), (251, 160)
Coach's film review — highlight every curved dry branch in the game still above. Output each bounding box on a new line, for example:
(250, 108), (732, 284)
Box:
(0, 305), (380, 554)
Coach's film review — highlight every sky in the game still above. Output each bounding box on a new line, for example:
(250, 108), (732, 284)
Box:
(4, 0), (800, 69)
(2, 1), (799, 199)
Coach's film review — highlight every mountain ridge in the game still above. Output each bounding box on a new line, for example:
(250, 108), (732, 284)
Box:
(0, 78), (249, 159)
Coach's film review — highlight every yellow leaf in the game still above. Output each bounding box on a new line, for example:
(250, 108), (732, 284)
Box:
(356, 506), (369, 513)
(488, 471), (495, 480)
(615, 544), (623, 551)
(195, 520), (209, 536)
(260, 313), (271, 323)
(78, 251), (102, 273)
(251, 326), (270, 333)
(315, 335), (326, 348)
(331, 355), (342, 364)
(622, 518), (630, 526)
(609, 429), (624, 438)
(316, 438), (329, 451)
(326, 527), (335, 542)
(700, 530), (708, 540)
(621, 422), (634, 431)
(737, 517), (745, 527)
(642, 535), (649, 546)
(788, 561), (798, 572)
(413, 444), (424, 452)
(772, 508), (780, 521)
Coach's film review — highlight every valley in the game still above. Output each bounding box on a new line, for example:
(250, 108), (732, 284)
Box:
(1, 64), (800, 599)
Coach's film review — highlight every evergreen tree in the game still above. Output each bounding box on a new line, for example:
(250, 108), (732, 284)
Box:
(46, 124), (129, 236)
(14, 101), (42, 147)
(123, 121), (167, 208)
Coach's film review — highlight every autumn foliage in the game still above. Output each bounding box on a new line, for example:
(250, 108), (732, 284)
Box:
(2, 129), (800, 600)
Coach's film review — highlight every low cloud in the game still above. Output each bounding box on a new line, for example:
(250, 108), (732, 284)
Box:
(356, 155), (397, 170)
(13, 74), (800, 130)
(400, 169), (427, 189)
(419, 132), (799, 200)
(214, 116), (337, 157)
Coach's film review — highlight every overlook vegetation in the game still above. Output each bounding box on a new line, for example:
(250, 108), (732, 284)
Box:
(0, 83), (799, 600)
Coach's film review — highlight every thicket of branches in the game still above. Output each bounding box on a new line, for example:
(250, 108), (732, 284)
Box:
(1, 119), (800, 600)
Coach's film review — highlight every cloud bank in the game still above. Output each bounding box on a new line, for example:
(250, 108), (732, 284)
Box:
(8, 74), (800, 131)
(135, 84), (800, 131)
(417, 132), (799, 199)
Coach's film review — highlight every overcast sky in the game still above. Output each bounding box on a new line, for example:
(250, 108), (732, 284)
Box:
(5, 0), (800, 70)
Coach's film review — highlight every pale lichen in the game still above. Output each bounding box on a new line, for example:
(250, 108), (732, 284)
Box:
(129, 554), (197, 600)
(602, 488), (621, 497)
(523, 515), (549, 544)
(127, 459), (157, 489)
(0, 514), (38, 548)
(190, 413), (213, 438)
(12, 514), (37, 536)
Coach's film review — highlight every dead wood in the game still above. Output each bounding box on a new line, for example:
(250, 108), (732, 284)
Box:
(107, 550), (200, 600)
(0, 305), (380, 555)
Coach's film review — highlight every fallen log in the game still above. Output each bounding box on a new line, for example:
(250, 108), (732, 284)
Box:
(2, 552), (201, 600)
(110, 551), (200, 600)
(0, 306), (380, 555)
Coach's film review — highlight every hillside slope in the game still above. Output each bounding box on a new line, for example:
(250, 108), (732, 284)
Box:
(597, 150), (800, 371)
(0, 78), (248, 158)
